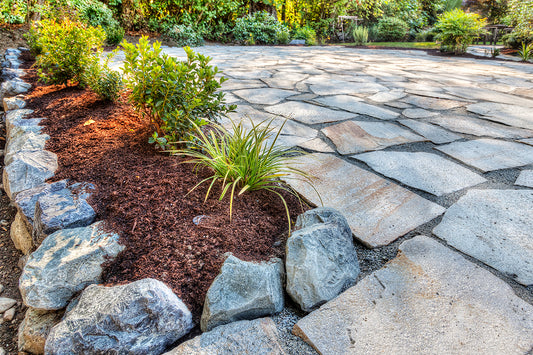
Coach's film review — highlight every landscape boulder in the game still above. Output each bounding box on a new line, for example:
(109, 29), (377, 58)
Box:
(7, 117), (44, 143)
(5, 131), (49, 166)
(45, 279), (193, 354)
(0, 79), (31, 98)
(165, 318), (286, 355)
(2, 150), (58, 199)
(286, 207), (360, 312)
(10, 211), (33, 254)
(201, 254), (284, 332)
(3, 96), (26, 111)
(18, 308), (62, 355)
(19, 222), (124, 310)
(1, 68), (25, 81)
(5, 109), (34, 136)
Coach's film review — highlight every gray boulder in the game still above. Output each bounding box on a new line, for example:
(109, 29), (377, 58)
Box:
(1, 79), (31, 97)
(18, 308), (62, 355)
(1, 68), (26, 81)
(14, 180), (68, 228)
(5, 109), (34, 136)
(19, 222), (124, 310)
(3, 150), (57, 199)
(3, 96), (26, 111)
(5, 48), (22, 56)
(201, 254), (284, 332)
(1, 59), (22, 69)
(286, 207), (360, 312)
(5, 131), (49, 166)
(7, 117), (44, 143)
(165, 318), (286, 355)
(45, 279), (193, 354)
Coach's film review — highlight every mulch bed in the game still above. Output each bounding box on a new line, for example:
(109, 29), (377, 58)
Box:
(21, 59), (306, 324)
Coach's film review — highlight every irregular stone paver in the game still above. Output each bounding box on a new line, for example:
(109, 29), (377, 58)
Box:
(520, 138), (533, 146)
(367, 89), (406, 103)
(401, 108), (438, 119)
(402, 95), (466, 110)
(165, 318), (285, 355)
(293, 236), (533, 354)
(265, 101), (356, 124)
(427, 115), (533, 139)
(446, 86), (533, 108)
(467, 102), (533, 130)
(436, 138), (533, 172)
(322, 120), (425, 155)
(516, 170), (533, 188)
(399, 119), (462, 144)
(284, 154), (445, 248)
(298, 138), (334, 153)
(233, 88), (298, 105)
(221, 79), (266, 90)
(316, 95), (399, 120)
(354, 151), (486, 196)
(433, 189), (533, 286)
(309, 80), (387, 95)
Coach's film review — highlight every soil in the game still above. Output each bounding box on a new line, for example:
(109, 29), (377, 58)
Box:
(0, 24), (28, 55)
(21, 61), (307, 328)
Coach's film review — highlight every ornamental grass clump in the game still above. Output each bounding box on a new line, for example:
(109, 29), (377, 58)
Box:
(169, 118), (320, 234)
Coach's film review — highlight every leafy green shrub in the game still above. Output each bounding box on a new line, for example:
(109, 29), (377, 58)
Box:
(121, 36), (235, 148)
(518, 42), (533, 61)
(73, 0), (123, 44)
(233, 11), (290, 44)
(31, 19), (106, 86)
(276, 29), (291, 44)
(293, 26), (317, 45)
(415, 28), (437, 42)
(165, 24), (204, 47)
(435, 8), (487, 54)
(1, 0), (26, 24)
(83, 54), (123, 101)
(170, 118), (319, 233)
(352, 26), (369, 45)
(376, 17), (409, 41)
(104, 23), (125, 45)
(502, 32), (533, 49)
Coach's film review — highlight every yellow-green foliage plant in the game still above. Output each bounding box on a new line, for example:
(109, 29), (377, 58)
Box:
(169, 118), (321, 235)
(435, 8), (487, 54)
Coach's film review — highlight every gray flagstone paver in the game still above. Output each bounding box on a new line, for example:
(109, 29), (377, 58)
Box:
(515, 170), (533, 188)
(436, 138), (533, 172)
(466, 102), (533, 130)
(294, 236), (533, 354)
(399, 119), (462, 144)
(402, 95), (466, 110)
(315, 95), (399, 120)
(433, 189), (533, 286)
(401, 108), (438, 119)
(427, 115), (533, 139)
(233, 88), (298, 105)
(265, 101), (356, 124)
(446, 86), (533, 107)
(284, 154), (445, 248)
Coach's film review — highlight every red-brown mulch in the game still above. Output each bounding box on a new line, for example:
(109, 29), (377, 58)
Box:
(22, 63), (306, 323)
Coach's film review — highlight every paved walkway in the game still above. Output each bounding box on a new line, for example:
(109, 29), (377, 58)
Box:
(114, 45), (533, 353)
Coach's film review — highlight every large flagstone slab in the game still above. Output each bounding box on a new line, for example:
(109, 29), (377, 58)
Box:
(402, 95), (466, 110)
(446, 86), (533, 108)
(367, 89), (406, 103)
(233, 88), (298, 105)
(399, 119), (462, 144)
(265, 101), (356, 124)
(433, 189), (533, 286)
(308, 80), (387, 95)
(284, 154), (444, 248)
(315, 95), (399, 120)
(401, 108), (438, 119)
(436, 138), (533, 172)
(466, 102), (533, 130)
(520, 138), (533, 146)
(221, 79), (266, 90)
(322, 120), (425, 155)
(293, 236), (533, 354)
(353, 151), (486, 196)
(515, 170), (533, 188)
(427, 115), (533, 139)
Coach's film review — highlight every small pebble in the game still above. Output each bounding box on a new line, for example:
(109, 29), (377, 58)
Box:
(0, 297), (16, 313)
(0, 346), (5, 355)
(3, 306), (15, 321)
(0, 284), (4, 295)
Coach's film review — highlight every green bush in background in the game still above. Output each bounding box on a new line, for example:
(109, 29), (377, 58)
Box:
(293, 26), (317, 45)
(435, 8), (487, 54)
(165, 24), (204, 47)
(376, 16), (409, 41)
(233, 11), (290, 45)
(352, 26), (369, 45)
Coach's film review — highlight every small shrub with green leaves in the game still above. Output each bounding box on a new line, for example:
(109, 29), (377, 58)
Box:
(30, 19), (106, 86)
(518, 42), (533, 61)
(352, 26), (369, 45)
(376, 17), (409, 41)
(415, 28), (437, 42)
(169, 118), (320, 234)
(435, 8), (487, 54)
(233, 11), (290, 45)
(121, 36), (235, 148)
(276, 29), (291, 44)
(83, 54), (123, 101)
(165, 24), (204, 47)
(293, 26), (317, 45)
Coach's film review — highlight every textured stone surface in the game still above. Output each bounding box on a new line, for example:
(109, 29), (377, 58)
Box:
(316, 95), (399, 120)
(322, 120), (425, 155)
(297, 138), (334, 153)
(201, 255), (284, 331)
(436, 138), (533, 172)
(399, 119), (462, 144)
(284, 154), (445, 248)
(10, 211), (32, 254)
(14, 180), (68, 228)
(6, 117), (44, 143)
(4, 109), (34, 136)
(233, 88), (298, 105)
(165, 318), (286, 355)
(427, 115), (533, 139)
(467, 102), (533, 130)
(265, 101), (355, 124)
(354, 151), (486, 196)
(402, 95), (466, 110)
(19, 222), (124, 310)
(515, 170), (533, 188)
(447, 86), (533, 108)
(3, 96), (26, 111)
(3, 150), (58, 199)
(5, 131), (49, 166)
(18, 308), (62, 355)
(286, 208), (359, 312)
(45, 279), (193, 354)
(309, 80), (386, 95)
(0, 79), (31, 97)
(293, 236), (533, 354)
(367, 89), (406, 102)
(0, 298), (16, 313)
(433, 189), (533, 286)
(401, 108), (438, 119)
